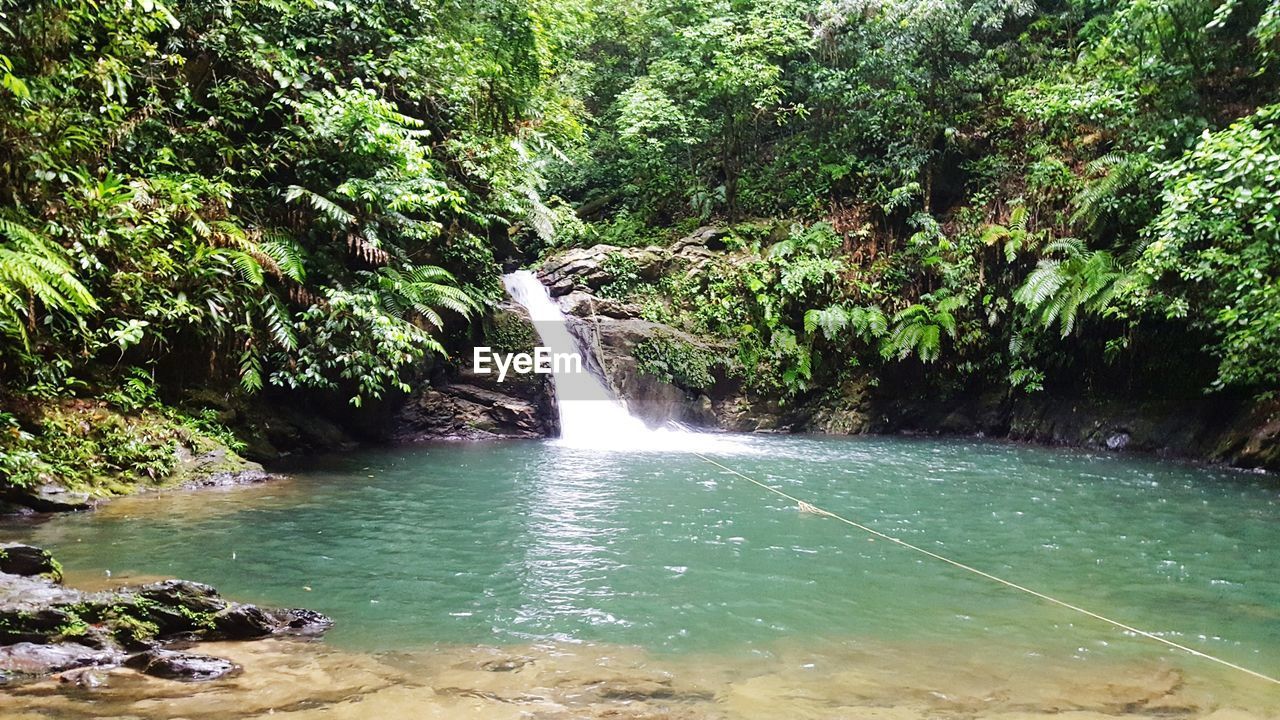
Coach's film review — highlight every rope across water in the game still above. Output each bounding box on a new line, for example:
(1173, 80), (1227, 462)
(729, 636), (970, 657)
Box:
(686, 448), (1280, 687)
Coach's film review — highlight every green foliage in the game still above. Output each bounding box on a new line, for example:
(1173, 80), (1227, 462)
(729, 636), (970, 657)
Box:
(555, 0), (1280, 400)
(595, 211), (669, 249)
(0, 411), (41, 488)
(3, 0), (1279, 454)
(981, 205), (1037, 262)
(634, 334), (721, 390)
(0, 217), (97, 351)
(1128, 103), (1280, 388)
(598, 253), (644, 299)
(0, 0), (586, 432)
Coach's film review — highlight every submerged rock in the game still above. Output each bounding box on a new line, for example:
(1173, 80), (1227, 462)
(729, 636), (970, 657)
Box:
(0, 642), (121, 675)
(272, 607), (334, 635)
(125, 648), (240, 681)
(58, 666), (109, 689)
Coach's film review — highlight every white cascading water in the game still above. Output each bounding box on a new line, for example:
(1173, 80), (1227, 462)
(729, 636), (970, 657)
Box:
(503, 270), (651, 446)
(503, 271), (747, 453)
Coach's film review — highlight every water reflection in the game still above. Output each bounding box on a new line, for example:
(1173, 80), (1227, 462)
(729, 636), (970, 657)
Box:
(509, 447), (631, 639)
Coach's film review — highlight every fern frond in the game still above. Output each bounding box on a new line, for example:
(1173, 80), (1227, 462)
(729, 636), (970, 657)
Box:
(285, 185), (356, 227)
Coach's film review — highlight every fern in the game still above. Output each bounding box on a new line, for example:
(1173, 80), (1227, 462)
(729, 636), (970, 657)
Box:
(804, 304), (850, 339)
(258, 232), (307, 282)
(882, 292), (964, 363)
(285, 185), (356, 227)
(0, 218), (97, 348)
(1014, 239), (1124, 337)
(364, 265), (480, 331)
(983, 204), (1036, 262)
(1070, 152), (1150, 230)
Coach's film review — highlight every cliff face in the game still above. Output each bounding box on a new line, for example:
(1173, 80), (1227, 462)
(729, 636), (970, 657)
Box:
(533, 229), (1280, 472)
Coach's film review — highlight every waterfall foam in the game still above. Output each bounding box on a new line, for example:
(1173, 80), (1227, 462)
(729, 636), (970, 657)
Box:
(502, 271), (749, 453)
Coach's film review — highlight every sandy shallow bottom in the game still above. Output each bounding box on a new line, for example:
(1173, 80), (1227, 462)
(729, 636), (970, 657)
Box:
(3, 635), (1276, 720)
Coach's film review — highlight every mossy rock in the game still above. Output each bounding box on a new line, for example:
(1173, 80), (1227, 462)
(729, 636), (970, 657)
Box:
(0, 544), (63, 582)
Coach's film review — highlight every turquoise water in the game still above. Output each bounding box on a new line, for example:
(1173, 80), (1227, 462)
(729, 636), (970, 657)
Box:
(5, 435), (1279, 678)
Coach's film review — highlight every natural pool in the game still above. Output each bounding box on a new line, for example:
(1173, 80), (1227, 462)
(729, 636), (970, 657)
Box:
(3, 435), (1278, 719)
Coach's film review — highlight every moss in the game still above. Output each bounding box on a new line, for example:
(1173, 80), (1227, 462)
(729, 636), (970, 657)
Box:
(175, 603), (217, 631)
(2, 398), (258, 500)
(54, 609), (90, 641)
(485, 310), (539, 357)
(40, 556), (63, 584)
(109, 613), (160, 645)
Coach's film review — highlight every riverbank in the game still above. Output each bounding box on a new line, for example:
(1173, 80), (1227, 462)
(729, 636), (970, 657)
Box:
(2, 233), (1274, 521)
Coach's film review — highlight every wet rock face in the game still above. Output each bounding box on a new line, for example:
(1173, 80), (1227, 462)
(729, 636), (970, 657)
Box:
(534, 227), (836, 433)
(396, 378), (557, 441)
(0, 545), (330, 683)
(538, 226), (726, 299)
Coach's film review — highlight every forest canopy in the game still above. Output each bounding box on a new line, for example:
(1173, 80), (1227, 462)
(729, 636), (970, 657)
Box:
(1, 0), (1279, 480)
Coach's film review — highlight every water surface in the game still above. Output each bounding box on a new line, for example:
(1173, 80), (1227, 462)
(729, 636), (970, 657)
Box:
(4, 435), (1278, 717)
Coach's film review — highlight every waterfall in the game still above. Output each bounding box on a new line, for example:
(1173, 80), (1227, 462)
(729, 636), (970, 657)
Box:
(503, 271), (653, 448)
(503, 271), (747, 453)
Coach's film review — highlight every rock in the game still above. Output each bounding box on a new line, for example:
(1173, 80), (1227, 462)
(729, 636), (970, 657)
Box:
(1106, 431), (1131, 450)
(125, 648), (240, 681)
(135, 579), (227, 615)
(480, 656), (533, 672)
(271, 607), (334, 635)
(590, 678), (678, 701)
(0, 642), (120, 675)
(560, 291), (642, 320)
(538, 244), (620, 296)
(563, 313), (740, 430)
(1, 484), (94, 513)
(0, 605), (78, 644)
(59, 666), (108, 688)
(538, 239), (710, 298)
(394, 301), (560, 441)
(0, 544), (62, 580)
(671, 225), (729, 254)
(0, 571), (87, 610)
(395, 381), (556, 441)
(206, 603), (333, 639)
(170, 443), (272, 489)
(211, 604), (276, 639)
(0, 546), (330, 684)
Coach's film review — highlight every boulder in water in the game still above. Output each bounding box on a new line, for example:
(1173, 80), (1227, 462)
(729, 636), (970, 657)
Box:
(125, 648), (240, 681)
(1, 484), (94, 513)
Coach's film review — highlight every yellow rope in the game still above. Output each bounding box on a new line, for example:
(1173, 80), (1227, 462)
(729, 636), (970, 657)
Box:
(687, 449), (1280, 687)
